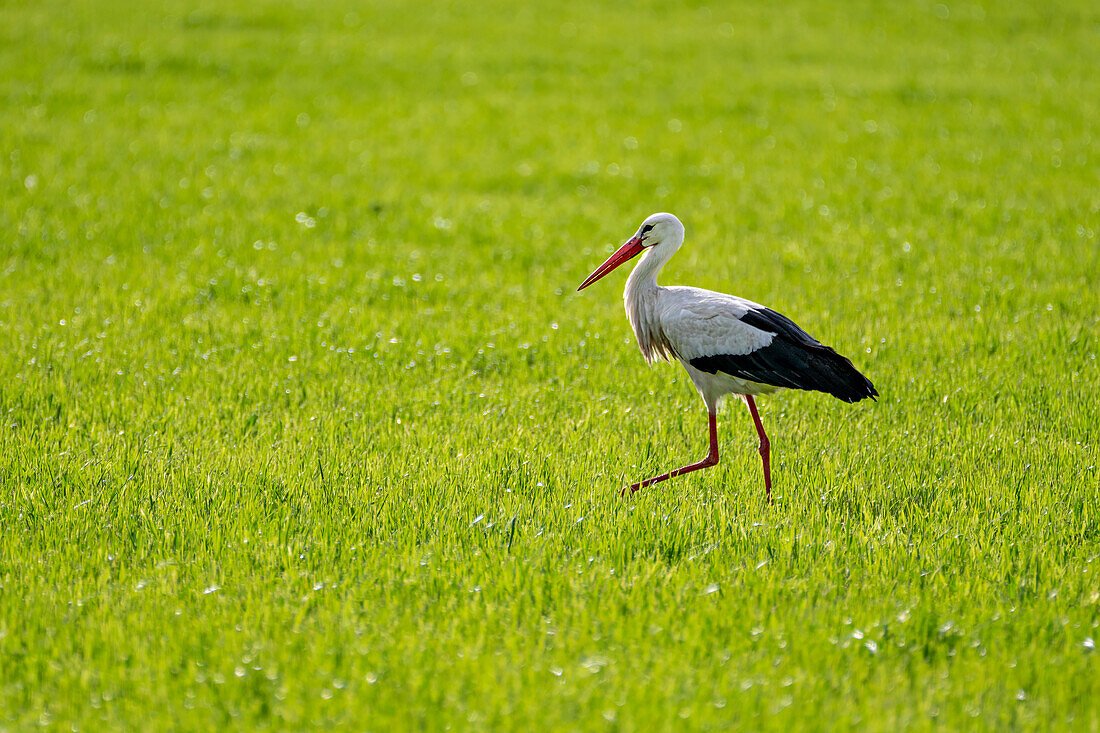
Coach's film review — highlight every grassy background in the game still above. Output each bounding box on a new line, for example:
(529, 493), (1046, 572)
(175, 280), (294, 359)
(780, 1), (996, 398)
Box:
(2, 0), (1098, 728)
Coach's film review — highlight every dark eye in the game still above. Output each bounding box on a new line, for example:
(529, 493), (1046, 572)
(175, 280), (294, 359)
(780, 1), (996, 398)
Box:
(640, 224), (654, 235)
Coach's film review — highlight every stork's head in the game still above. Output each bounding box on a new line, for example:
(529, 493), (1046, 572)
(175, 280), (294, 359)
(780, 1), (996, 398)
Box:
(577, 213), (685, 291)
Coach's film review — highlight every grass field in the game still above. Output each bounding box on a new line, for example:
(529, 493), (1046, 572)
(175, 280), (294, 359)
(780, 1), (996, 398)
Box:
(2, 0), (1099, 728)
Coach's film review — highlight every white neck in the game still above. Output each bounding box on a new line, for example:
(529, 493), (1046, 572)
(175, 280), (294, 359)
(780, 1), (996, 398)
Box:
(627, 231), (682, 290)
(623, 238), (681, 363)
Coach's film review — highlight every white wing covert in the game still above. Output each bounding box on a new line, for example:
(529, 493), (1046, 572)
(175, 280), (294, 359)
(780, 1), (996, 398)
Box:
(657, 287), (776, 360)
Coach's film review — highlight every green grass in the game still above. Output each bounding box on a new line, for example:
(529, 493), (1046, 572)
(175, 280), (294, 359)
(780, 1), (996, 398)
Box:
(2, 0), (1099, 728)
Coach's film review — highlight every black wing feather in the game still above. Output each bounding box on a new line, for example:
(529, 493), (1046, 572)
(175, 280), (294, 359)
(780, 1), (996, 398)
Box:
(689, 307), (878, 403)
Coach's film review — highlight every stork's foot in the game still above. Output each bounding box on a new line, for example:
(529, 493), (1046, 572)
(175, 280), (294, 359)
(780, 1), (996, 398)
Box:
(743, 395), (773, 505)
(618, 411), (720, 499)
(619, 477), (649, 498)
(618, 453), (719, 499)
(759, 439), (772, 505)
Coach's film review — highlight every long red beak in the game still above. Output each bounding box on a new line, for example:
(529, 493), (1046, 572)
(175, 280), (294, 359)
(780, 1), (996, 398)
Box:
(577, 238), (645, 291)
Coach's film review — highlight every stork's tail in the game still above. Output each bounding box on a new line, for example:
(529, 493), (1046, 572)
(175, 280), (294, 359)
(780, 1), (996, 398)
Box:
(805, 347), (878, 403)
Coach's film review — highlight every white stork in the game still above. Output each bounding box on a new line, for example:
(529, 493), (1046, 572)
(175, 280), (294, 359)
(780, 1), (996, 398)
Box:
(578, 212), (877, 501)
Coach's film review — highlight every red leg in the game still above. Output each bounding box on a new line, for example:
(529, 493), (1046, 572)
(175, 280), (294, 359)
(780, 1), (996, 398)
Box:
(622, 411), (719, 496)
(743, 395), (772, 503)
